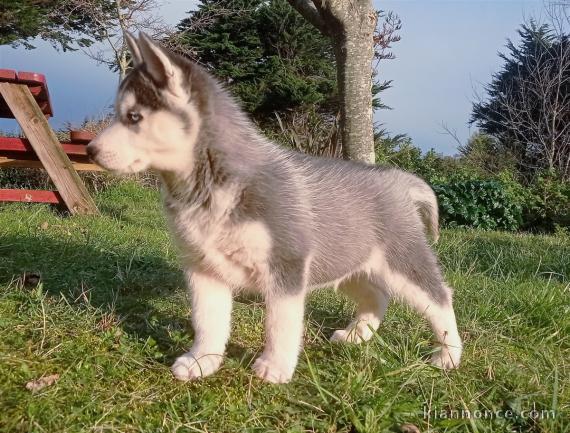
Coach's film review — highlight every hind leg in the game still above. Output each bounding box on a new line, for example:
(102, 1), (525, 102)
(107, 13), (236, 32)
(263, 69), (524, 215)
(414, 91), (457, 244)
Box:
(426, 293), (462, 369)
(330, 275), (390, 344)
(379, 267), (462, 369)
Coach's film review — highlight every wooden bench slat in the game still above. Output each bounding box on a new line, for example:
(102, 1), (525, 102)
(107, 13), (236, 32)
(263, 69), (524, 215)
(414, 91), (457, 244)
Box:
(0, 137), (90, 156)
(0, 189), (62, 204)
(0, 70), (53, 118)
(0, 69), (17, 82)
(0, 83), (98, 214)
(0, 156), (103, 171)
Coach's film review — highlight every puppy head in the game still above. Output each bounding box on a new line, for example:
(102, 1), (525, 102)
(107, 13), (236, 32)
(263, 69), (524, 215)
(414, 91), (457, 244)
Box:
(87, 32), (201, 174)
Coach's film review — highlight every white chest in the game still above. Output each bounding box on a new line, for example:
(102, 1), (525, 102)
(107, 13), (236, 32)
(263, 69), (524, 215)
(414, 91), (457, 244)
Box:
(165, 199), (273, 291)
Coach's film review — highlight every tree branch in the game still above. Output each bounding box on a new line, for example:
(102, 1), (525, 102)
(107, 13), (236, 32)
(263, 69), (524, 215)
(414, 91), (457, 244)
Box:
(287, 0), (328, 35)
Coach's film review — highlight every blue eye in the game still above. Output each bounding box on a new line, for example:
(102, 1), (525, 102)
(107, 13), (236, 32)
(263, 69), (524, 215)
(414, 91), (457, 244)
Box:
(127, 111), (142, 124)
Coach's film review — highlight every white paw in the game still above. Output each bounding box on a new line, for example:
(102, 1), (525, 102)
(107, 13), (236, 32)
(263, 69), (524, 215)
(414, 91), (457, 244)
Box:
(252, 356), (294, 384)
(430, 346), (462, 370)
(171, 351), (223, 381)
(330, 326), (373, 344)
(331, 329), (361, 344)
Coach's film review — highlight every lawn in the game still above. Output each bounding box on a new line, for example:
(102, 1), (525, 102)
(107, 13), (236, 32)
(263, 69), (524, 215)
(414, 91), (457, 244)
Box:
(0, 180), (568, 433)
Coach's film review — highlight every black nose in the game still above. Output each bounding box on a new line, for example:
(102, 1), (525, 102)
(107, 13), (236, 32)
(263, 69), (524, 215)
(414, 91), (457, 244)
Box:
(86, 145), (99, 161)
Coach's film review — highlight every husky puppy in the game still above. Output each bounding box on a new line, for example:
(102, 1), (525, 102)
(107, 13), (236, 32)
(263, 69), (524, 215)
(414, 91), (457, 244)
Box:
(88, 33), (462, 384)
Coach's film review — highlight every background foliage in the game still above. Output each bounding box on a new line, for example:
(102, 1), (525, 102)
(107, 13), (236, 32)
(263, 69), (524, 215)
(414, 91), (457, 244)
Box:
(471, 22), (570, 180)
(432, 181), (523, 231)
(375, 133), (569, 232)
(0, 2), (568, 232)
(176, 0), (337, 116)
(0, 0), (114, 50)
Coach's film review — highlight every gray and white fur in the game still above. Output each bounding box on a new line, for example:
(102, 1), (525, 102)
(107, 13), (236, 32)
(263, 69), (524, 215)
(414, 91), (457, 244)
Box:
(87, 32), (462, 384)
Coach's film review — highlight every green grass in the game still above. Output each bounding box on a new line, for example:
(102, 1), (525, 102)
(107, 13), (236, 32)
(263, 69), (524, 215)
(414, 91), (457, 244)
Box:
(0, 180), (568, 433)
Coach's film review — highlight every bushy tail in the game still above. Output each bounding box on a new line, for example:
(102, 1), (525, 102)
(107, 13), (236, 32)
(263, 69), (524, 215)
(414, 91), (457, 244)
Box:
(379, 168), (440, 242)
(406, 177), (440, 243)
(412, 187), (440, 243)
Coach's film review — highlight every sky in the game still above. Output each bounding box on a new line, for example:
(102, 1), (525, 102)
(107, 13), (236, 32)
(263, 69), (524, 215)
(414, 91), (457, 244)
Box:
(377, 0), (542, 154)
(0, 0), (542, 155)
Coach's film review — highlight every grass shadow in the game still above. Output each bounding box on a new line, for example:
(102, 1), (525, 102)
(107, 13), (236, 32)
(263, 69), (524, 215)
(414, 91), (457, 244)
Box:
(0, 232), (190, 363)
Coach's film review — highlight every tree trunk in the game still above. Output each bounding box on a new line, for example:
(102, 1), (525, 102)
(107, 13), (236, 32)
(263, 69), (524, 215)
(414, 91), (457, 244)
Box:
(333, 18), (376, 162)
(116, 0), (129, 82)
(287, 0), (377, 163)
(118, 47), (129, 82)
(331, 0), (376, 162)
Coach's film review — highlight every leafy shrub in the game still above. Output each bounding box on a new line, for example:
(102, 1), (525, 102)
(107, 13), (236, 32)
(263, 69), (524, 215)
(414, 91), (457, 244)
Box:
(374, 135), (484, 184)
(458, 132), (517, 176)
(374, 134), (568, 232)
(268, 108), (340, 157)
(523, 170), (570, 231)
(433, 180), (523, 231)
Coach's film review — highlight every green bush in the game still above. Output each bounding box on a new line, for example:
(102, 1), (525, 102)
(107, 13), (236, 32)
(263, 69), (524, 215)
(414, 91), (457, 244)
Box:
(458, 132), (517, 176)
(374, 134), (569, 232)
(523, 170), (570, 231)
(433, 180), (523, 231)
(374, 135), (485, 184)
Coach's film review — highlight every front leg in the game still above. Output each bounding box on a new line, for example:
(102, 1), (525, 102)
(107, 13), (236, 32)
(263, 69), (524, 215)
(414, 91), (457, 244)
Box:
(253, 291), (306, 384)
(171, 271), (233, 381)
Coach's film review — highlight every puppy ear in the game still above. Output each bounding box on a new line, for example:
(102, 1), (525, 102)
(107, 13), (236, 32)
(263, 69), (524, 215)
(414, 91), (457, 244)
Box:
(137, 32), (174, 85)
(124, 31), (142, 66)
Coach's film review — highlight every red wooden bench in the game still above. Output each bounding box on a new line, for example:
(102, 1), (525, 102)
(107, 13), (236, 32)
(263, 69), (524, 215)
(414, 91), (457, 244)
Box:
(0, 69), (98, 214)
